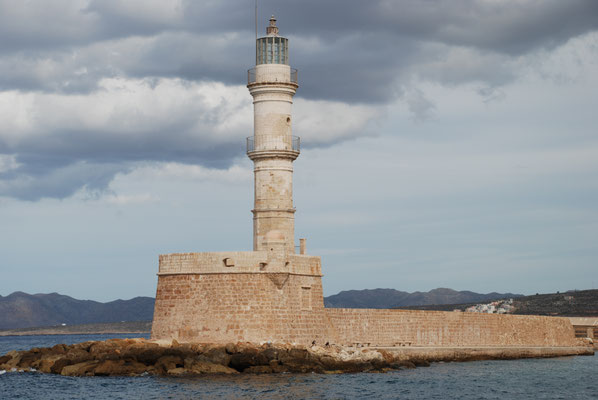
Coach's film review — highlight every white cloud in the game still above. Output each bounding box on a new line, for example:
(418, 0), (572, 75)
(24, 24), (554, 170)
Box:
(0, 154), (19, 173)
(103, 193), (159, 205)
(120, 162), (252, 184)
(294, 99), (381, 145)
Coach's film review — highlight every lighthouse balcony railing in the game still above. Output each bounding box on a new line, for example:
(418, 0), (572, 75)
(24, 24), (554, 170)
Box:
(248, 68), (298, 84)
(247, 135), (300, 153)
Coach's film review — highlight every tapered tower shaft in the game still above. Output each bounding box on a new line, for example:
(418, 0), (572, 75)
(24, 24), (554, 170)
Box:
(247, 16), (299, 255)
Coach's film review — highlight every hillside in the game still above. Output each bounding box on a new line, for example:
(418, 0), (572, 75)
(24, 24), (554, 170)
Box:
(323, 288), (522, 309)
(400, 289), (598, 317)
(0, 292), (154, 330)
(512, 290), (598, 316)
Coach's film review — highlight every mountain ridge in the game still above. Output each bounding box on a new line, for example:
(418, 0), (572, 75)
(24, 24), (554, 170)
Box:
(0, 291), (154, 330)
(323, 287), (522, 309)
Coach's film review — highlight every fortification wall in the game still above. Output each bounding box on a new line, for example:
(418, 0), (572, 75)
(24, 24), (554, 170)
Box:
(151, 252), (330, 345)
(158, 252), (321, 276)
(153, 253), (579, 348)
(326, 308), (578, 347)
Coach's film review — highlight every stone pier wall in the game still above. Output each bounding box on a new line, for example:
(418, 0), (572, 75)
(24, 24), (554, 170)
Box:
(326, 308), (579, 347)
(152, 252), (580, 348)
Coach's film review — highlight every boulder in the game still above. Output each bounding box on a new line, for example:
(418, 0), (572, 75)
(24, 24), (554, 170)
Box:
(17, 350), (42, 369)
(203, 346), (232, 366)
(94, 360), (148, 376)
(225, 343), (237, 354)
(0, 354), (13, 367)
(60, 360), (100, 377)
(155, 355), (184, 374)
(1, 351), (21, 370)
(228, 347), (269, 372)
(187, 360), (239, 375)
(65, 348), (94, 365)
(132, 346), (168, 365)
(50, 358), (73, 374)
(166, 367), (187, 375)
(37, 355), (66, 374)
(50, 344), (68, 355)
(278, 347), (324, 373)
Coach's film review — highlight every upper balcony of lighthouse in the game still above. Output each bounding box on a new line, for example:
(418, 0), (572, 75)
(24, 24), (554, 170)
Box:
(248, 16), (298, 86)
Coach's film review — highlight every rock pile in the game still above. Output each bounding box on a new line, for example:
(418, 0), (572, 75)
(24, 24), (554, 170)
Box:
(0, 339), (420, 376)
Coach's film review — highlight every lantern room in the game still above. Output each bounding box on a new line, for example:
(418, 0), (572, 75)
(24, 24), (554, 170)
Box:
(256, 16), (289, 65)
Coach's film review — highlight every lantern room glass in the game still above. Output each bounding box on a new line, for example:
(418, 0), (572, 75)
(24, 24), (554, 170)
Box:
(256, 37), (289, 65)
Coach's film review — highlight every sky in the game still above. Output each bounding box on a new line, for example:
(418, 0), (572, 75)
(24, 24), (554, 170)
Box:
(0, 0), (597, 302)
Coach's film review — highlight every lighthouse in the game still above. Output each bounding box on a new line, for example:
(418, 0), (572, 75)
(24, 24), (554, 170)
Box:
(151, 17), (331, 345)
(247, 16), (300, 255)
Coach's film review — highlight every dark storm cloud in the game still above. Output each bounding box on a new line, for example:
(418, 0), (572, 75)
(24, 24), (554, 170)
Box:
(0, 0), (597, 200)
(1, 1), (596, 98)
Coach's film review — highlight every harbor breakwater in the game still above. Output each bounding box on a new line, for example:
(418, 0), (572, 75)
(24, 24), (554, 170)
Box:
(0, 338), (593, 376)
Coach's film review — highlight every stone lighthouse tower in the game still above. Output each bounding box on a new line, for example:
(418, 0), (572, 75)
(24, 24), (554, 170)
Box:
(247, 16), (300, 255)
(151, 17), (331, 345)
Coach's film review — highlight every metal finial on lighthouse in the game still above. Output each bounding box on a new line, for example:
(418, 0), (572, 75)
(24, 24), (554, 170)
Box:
(267, 15), (279, 36)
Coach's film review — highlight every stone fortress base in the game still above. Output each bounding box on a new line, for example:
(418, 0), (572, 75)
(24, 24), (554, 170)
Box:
(151, 251), (581, 350)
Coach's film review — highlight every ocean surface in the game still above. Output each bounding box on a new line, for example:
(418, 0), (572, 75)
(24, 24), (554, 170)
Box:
(0, 334), (596, 399)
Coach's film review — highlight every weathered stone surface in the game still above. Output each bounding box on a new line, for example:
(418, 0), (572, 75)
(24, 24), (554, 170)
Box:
(61, 360), (100, 377)
(187, 360), (239, 375)
(155, 355), (184, 374)
(50, 358), (72, 374)
(0, 339), (593, 377)
(94, 360), (148, 376)
(244, 365), (273, 374)
(203, 346), (232, 366)
(38, 355), (64, 374)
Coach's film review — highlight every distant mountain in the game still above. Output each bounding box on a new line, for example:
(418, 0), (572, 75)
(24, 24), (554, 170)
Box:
(0, 292), (154, 330)
(324, 288), (522, 309)
(397, 289), (598, 317)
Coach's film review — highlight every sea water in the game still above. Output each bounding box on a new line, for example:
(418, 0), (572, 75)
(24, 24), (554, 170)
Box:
(0, 334), (596, 399)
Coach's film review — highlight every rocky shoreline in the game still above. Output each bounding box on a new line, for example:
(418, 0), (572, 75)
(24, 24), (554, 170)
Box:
(0, 339), (593, 377)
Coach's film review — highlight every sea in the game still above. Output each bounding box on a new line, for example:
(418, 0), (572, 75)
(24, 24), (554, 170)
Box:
(0, 334), (596, 399)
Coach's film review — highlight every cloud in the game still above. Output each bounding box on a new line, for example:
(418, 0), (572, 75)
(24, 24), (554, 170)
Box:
(294, 99), (380, 145)
(0, 76), (379, 200)
(0, 0), (597, 200)
(0, 161), (125, 201)
(1, 1), (596, 99)
(103, 193), (159, 205)
(404, 87), (436, 122)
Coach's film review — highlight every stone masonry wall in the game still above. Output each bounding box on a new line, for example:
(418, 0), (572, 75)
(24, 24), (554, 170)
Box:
(151, 272), (332, 345)
(153, 253), (578, 348)
(326, 308), (579, 347)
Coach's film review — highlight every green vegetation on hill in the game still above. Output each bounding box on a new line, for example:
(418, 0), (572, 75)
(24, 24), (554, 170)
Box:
(323, 288), (522, 309)
(512, 290), (598, 317)
(399, 289), (598, 317)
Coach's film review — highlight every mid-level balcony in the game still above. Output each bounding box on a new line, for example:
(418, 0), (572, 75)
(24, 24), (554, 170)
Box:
(247, 135), (300, 153)
(248, 67), (298, 85)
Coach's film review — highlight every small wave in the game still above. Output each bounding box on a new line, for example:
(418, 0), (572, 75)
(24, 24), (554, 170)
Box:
(0, 370), (6, 375)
